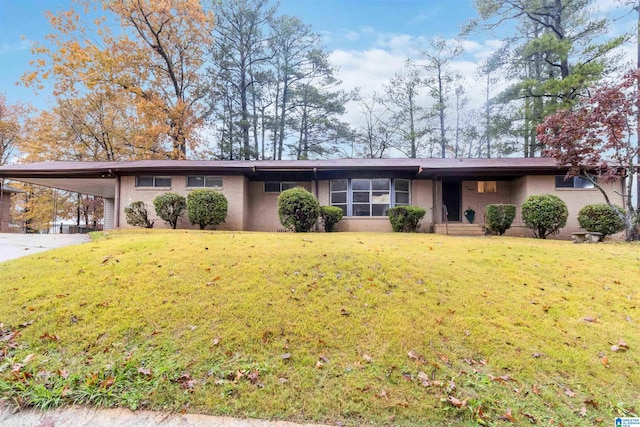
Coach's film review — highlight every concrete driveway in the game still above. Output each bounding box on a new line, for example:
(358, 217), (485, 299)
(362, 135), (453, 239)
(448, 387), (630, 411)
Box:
(0, 233), (90, 263)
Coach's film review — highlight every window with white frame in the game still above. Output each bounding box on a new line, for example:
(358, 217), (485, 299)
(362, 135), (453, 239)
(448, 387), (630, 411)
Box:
(186, 176), (223, 188)
(135, 176), (171, 187)
(264, 181), (298, 193)
(555, 175), (594, 189)
(330, 178), (411, 217)
(478, 181), (497, 193)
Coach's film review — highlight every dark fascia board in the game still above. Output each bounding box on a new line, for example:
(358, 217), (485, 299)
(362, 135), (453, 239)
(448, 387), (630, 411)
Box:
(0, 158), (568, 179)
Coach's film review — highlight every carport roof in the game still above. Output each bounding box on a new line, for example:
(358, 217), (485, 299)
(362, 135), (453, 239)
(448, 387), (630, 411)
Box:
(0, 158), (567, 197)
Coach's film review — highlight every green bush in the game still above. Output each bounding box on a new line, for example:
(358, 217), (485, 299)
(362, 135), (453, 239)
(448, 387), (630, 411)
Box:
(485, 204), (516, 235)
(153, 193), (186, 229)
(388, 206), (426, 232)
(124, 201), (154, 228)
(577, 204), (625, 240)
(319, 206), (343, 232)
(186, 189), (228, 230)
(277, 187), (320, 232)
(521, 194), (568, 239)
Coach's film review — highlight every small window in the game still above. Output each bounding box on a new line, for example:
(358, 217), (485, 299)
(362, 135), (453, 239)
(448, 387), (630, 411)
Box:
(264, 182), (299, 193)
(555, 175), (594, 189)
(478, 181), (497, 193)
(187, 176), (223, 188)
(136, 176), (171, 187)
(394, 179), (410, 206)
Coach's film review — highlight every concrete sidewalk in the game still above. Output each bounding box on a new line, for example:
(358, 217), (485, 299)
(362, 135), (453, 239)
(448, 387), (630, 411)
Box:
(0, 404), (332, 427)
(0, 233), (90, 263)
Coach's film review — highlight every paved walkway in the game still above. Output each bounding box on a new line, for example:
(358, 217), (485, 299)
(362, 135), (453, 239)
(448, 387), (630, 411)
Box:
(0, 233), (90, 263)
(0, 404), (331, 427)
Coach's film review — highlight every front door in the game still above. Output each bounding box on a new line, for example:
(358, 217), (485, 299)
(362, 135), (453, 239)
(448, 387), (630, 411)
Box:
(442, 181), (461, 222)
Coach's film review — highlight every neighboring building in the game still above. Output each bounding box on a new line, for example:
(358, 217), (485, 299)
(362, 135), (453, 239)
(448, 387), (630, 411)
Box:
(0, 183), (22, 232)
(0, 158), (626, 238)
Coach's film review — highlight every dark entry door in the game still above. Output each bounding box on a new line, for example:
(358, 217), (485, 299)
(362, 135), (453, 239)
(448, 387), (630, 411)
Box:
(442, 181), (461, 222)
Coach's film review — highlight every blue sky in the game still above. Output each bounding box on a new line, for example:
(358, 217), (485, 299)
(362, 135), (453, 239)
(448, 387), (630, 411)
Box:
(0, 0), (478, 107)
(0, 0), (636, 116)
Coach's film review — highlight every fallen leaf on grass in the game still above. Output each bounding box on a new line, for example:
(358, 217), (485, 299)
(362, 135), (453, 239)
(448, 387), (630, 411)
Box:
(498, 408), (516, 422)
(523, 412), (537, 424)
(532, 384), (540, 395)
(564, 388), (576, 398)
(446, 396), (467, 408)
(579, 406), (587, 417)
(417, 371), (431, 387)
(362, 354), (372, 363)
(407, 350), (426, 363)
(58, 369), (68, 379)
(318, 355), (330, 363)
(100, 376), (115, 389)
(582, 316), (598, 323)
(584, 398), (598, 408)
(137, 367), (151, 376)
(315, 361), (323, 369)
(176, 373), (197, 390)
(436, 352), (449, 364)
(281, 353), (291, 360)
(601, 355), (609, 367)
(375, 389), (388, 399)
(611, 340), (629, 352)
(22, 354), (35, 364)
(40, 333), (59, 341)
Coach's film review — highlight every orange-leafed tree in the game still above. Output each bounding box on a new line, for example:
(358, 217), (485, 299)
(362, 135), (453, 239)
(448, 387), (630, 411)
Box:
(23, 0), (214, 159)
(0, 94), (30, 165)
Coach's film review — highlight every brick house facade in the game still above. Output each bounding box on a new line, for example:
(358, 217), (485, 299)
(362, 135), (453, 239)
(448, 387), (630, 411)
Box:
(0, 158), (628, 239)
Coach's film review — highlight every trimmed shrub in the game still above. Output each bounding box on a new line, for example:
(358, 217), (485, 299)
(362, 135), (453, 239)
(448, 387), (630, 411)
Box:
(319, 206), (343, 232)
(485, 204), (516, 236)
(124, 201), (154, 228)
(277, 187), (320, 232)
(521, 194), (568, 239)
(153, 193), (186, 229)
(187, 189), (228, 230)
(577, 204), (625, 240)
(388, 206), (426, 232)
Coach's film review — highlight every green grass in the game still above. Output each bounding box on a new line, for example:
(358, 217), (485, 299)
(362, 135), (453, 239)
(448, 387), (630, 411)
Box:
(0, 229), (638, 426)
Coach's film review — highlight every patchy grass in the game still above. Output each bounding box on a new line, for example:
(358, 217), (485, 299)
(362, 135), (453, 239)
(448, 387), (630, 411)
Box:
(0, 229), (638, 425)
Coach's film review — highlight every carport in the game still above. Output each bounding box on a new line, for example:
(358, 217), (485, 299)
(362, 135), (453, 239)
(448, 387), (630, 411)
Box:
(0, 162), (118, 230)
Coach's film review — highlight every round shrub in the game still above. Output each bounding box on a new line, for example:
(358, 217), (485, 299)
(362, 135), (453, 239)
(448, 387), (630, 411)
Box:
(521, 194), (568, 239)
(485, 204), (516, 235)
(577, 204), (625, 240)
(124, 201), (154, 228)
(319, 206), (343, 232)
(388, 206), (426, 232)
(187, 189), (228, 230)
(277, 187), (320, 232)
(153, 192), (186, 229)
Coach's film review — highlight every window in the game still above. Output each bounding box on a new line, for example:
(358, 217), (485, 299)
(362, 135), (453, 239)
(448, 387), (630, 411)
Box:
(330, 179), (411, 217)
(186, 176), (223, 188)
(135, 176), (171, 187)
(395, 179), (411, 205)
(555, 175), (594, 189)
(264, 181), (298, 193)
(478, 181), (497, 193)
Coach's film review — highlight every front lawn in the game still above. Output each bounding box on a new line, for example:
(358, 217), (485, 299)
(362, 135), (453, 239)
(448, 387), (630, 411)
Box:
(0, 230), (638, 425)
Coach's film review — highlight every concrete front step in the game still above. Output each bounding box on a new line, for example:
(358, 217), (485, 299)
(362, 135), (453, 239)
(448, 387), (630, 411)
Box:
(433, 223), (485, 236)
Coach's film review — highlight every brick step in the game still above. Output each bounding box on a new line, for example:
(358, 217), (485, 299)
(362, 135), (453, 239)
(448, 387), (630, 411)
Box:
(434, 223), (485, 236)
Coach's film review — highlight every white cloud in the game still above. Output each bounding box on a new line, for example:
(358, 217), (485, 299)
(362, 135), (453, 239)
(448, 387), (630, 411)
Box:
(344, 31), (359, 41)
(0, 38), (32, 55)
